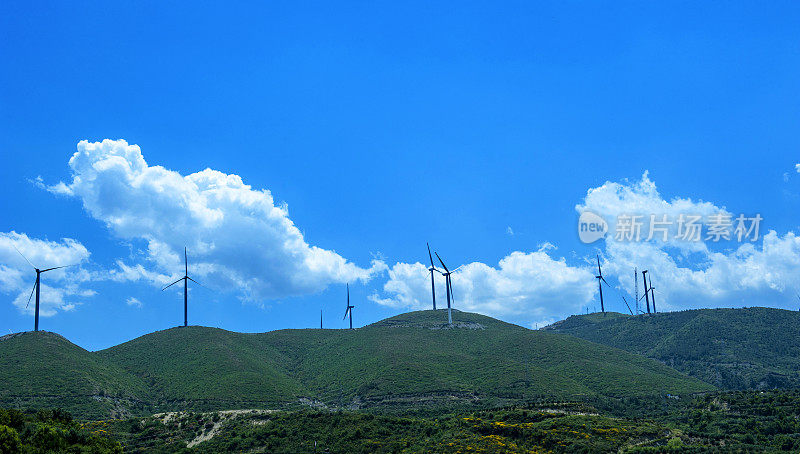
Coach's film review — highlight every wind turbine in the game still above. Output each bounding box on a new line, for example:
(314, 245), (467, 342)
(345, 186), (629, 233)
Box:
(427, 243), (438, 310)
(641, 270), (651, 314)
(14, 246), (75, 332)
(162, 247), (203, 327)
(595, 255), (606, 316)
(648, 272), (657, 313)
(593, 256), (632, 315)
(343, 283), (354, 329)
(435, 252), (460, 325)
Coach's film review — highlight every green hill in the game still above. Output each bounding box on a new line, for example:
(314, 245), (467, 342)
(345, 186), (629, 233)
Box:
(0, 331), (150, 419)
(544, 307), (800, 390)
(262, 310), (712, 407)
(1, 310), (713, 418)
(96, 327), (307, 410)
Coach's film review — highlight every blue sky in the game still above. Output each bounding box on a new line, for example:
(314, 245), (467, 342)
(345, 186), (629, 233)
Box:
(2, 1), (800, 350)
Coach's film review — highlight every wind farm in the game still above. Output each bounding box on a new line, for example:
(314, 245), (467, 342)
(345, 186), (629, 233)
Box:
(5, 179), (800, 454)
(2, 1), (798, 450)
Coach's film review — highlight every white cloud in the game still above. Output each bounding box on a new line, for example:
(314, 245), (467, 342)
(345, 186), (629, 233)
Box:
(0, 231), (92, 317)
(576, 171), (727, 254)
(506, 226), (514, 236)
(50, 139), (386, 302)
(126, 297), (142, 308)
(579, 173), (800, 313)
(796, 163), (800, 173)
(371, 244), (595, 322)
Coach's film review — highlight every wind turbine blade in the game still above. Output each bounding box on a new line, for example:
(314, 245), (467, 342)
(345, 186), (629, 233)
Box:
(427, 243), (435, 268)
(450, 265), (464, 273)
(186, 277), (206, 288)
(343, 307), (350, 320)
(12, 245), (35, 269)
(25, 280), (36, 309)
(621, 295), (633, 315)
(435, 252), (449, 273)
(162, 278), (184, 291)
(601, 276), (610, 287)
(347, 283), (350, 307)
(40, 264), (78, 273)
(596, 255), (602, 277)
(185, 247), (188, 276)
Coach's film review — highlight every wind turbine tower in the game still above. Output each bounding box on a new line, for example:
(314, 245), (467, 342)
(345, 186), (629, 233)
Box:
(435, 252), (456, 325)
(642, 270), (651, 314)
(162, 247), (203, 327)
(634, 267), (639, 315)
(427, 243), (437, 310)
(343, 284), (354, 329)
(595, 255), (606, 315)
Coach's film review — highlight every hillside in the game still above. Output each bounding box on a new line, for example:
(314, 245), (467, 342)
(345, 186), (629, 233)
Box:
(102, 390), (800, 453)
(261, 310), (712, 407)
(1, 310), (713, 418)
(0, 331), (150, 419)
(545, 307), (800, 389)
(96, 327), (307, 410)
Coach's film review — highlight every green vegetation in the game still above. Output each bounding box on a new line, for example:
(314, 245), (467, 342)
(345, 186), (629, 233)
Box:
(96, 390), (800, 452)
(0, 332), (151, 419)
(0, 408), (122, 453)
(0, 310), (712, 419)
(545, 307), (800, 389)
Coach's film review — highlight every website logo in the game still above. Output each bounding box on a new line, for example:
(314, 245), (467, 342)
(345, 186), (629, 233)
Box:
(578, 211), (608, 244)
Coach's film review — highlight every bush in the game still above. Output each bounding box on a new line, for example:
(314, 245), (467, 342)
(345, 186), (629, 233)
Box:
(0, 425), (22, 454)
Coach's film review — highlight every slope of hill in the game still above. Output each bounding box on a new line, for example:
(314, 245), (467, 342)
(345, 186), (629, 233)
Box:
(0, 331), (150, 419)
(1, 310), (714, 418)
(96, 327), (307, 411)
(263, 310), (712, 408)
(545, 307), (800, 389)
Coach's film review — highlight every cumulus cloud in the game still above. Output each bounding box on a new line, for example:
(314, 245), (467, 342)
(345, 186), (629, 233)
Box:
(576, 171), (729, 254)
(0, 231), (92, 317)
(796, 163), (800, 173)
(371, 244), (596, 322)
(579, 172), (800, 313)
(49, 139), (386, 302)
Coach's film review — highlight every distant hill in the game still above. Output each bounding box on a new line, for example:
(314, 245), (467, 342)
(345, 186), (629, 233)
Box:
(544, 307), (800, 390)
(0, 310), (713, 418)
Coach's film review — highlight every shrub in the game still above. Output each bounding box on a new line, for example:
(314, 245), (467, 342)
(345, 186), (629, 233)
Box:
(0, 425), (22, 454)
